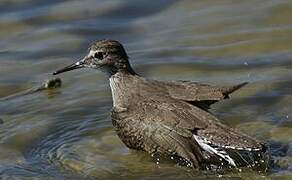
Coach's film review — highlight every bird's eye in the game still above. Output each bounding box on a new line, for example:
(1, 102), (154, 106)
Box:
(94, 52), (103, 59)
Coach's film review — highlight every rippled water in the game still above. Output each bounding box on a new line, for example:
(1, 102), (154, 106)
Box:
(0, 0), (291, 179)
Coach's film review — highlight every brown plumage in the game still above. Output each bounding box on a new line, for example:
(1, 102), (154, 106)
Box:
(53, 40), (270, 170)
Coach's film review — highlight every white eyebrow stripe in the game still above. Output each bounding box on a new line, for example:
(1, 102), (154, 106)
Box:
(88, 50), (103, 57)
(88, 50), (96, 57)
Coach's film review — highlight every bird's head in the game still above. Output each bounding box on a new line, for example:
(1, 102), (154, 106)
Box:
(53, 40), (135, 76)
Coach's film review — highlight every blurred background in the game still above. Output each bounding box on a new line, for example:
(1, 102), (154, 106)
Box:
(0, 0), (291, 179)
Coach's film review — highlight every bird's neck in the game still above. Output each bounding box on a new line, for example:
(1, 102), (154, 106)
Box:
(109, 72), (137, 110)
(107, 57), (137, 77)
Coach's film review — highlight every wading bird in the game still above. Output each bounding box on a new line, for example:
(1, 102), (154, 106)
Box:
(53, 40), (270, 170)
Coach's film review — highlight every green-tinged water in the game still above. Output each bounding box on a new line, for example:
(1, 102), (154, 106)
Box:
(0, 0), (291, 179)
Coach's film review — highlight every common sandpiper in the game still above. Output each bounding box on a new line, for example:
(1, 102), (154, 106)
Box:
(53, 40), (270, 170)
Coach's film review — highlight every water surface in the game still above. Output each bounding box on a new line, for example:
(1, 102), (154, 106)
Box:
(0, 0), (291, 179)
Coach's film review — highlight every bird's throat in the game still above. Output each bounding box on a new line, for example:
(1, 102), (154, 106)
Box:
(109, 73), (132, 109)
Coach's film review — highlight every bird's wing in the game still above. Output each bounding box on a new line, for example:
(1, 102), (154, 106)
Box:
(112, 100), (207, 167)
(136, 119), (204, 167)
(131, 98), (263, 150)
(154, 80), (248, 110)
(113, 99), (264, 167)
(133, 99), (207, 137)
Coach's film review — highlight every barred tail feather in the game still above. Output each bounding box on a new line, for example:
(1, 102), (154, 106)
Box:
(193, 134), (236, 167)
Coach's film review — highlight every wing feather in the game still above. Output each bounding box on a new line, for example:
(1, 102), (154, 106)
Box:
(152, 80), (248, 110)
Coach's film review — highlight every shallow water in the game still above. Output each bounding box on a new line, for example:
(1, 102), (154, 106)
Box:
(0, 0), (291, 179)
